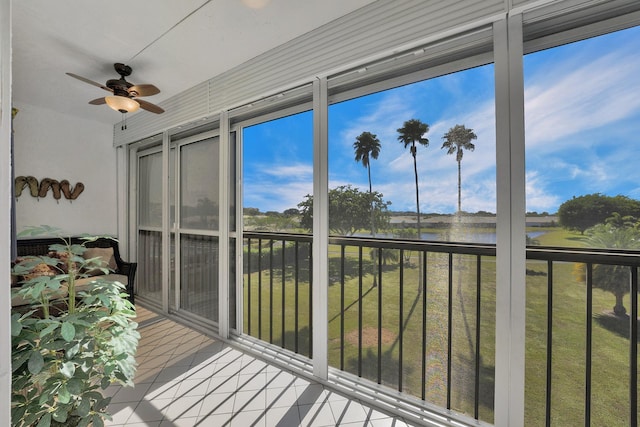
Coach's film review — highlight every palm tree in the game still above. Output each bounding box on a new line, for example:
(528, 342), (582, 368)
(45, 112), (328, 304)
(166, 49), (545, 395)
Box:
(354, 131), (381, 286)
(583, 222), (640, 316)
(397, 119), (429, 238)
(353, 131), (381, 197)
(441, 124), (477, 214)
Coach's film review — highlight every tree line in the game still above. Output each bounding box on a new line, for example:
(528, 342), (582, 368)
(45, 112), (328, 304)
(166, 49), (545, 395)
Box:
(558, 193), (640, 317)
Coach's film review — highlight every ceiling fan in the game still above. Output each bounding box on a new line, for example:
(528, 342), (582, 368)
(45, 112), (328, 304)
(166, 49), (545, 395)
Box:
(66, 63), (164, 114)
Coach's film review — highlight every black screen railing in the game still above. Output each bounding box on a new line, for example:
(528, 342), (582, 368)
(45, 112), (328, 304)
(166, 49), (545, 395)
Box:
(242, 232), (639, 426)
(244, 232), (313, 358)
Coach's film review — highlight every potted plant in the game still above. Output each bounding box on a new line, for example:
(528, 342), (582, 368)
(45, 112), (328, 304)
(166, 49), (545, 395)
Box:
(10, 226), (140, 427)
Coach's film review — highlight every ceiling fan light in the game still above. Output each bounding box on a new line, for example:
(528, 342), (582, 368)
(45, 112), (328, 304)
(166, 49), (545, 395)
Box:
(105, 95), (140, 113)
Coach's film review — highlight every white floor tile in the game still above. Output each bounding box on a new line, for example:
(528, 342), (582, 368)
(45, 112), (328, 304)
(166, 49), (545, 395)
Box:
(241, 358), (269, 373)
(229, 409), (268, 426)
(198, 390), (237, 416)
(330, 399), (370, 425)
(145, 380), (183, 400)
(160, 416), (200, 426)
(197, 412), (234, 426)
(370, 417), (412, 426)
(265, 385), (299, 408)
(162, 395), (204, 420)
(238, 371), (269, 391)
(123, 307), (422, 427)
(232, 389), (267, 412)
(122, 422), (161, 427)
(104, 402), (135, 425)
(298, 401), (337, 426)
(265, 405), (302, 426)
(207, 373), (240, 394)
(266, 369), (298, 388)
(154, 365), (189, 382)
(110, 383), (152, 404)
(184, 360), (220, 379)
(133, 367), (161, 384)
(127, 399), (166, 423)
(175, 377), (211, 397)
(295, 383), (330, 406)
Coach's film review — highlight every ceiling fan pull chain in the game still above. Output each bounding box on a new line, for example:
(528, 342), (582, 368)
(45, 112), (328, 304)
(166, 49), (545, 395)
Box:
(121, 113), (127, 130)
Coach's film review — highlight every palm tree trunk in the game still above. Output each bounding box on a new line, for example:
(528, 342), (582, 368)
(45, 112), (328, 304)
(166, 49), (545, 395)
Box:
(368, 164), (377, 286)
(411, 144), (423, 291)
(411, 145), (421, 238)
(614, 292), (627, 316)
(457, 159), (462, 214)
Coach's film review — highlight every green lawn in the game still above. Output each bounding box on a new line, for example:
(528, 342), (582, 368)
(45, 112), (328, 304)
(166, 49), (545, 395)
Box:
(243, 228), (638, 425)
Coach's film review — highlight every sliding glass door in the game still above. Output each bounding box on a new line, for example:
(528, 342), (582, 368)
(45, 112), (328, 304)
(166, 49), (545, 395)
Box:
(172, 134), (220, 322)
(137, 147), (163, 305)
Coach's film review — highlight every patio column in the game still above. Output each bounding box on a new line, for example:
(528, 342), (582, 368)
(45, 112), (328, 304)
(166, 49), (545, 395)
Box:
(312, 77), (329, 380)
(494, 13), (526, 427)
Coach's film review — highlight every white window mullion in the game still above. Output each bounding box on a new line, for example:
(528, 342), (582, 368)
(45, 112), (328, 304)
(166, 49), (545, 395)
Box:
(494, 14), (526, 427)
(218, 110), (230, 338)
(312, 77), (329, 380)
(162, 131), (171, 314)
(234, 127), (244, 335)
(128, 145), (139, 264)
(115, 146), (129, 258)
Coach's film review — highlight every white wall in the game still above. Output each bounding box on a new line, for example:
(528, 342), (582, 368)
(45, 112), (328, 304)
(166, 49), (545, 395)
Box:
(12, 103), (118, 236)
(0, 0), (11, 424)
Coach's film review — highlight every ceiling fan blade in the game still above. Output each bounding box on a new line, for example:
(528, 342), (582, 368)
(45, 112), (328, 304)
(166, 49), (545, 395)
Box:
(88, 97), (106, 105)
(66, 73), (113, 92)
(129, 84), (160, 97)
(137, 99), (164, 114)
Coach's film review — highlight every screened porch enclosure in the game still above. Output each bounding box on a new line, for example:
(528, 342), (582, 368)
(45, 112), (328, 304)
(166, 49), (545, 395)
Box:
(127, 4), (640, 426)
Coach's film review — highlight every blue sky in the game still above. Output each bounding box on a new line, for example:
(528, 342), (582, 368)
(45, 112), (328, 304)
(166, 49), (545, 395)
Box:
(243, 26), (640, 214)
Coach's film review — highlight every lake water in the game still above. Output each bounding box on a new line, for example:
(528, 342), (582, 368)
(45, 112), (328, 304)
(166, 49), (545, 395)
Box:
(355, 230), (547, 244)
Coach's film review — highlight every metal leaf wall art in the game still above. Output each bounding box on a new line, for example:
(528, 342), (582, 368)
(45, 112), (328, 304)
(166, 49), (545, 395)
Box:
(15, 176), (85, 202)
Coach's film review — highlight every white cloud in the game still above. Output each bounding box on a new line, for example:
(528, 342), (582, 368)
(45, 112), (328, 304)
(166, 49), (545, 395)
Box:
(525, 171), (561, 212)
(524, 50), (640, 150)
(337, 89), (417, 149)
(244, 179), (312, 212)
(244, 162), (313, 211)
(260, 163), (313, 179)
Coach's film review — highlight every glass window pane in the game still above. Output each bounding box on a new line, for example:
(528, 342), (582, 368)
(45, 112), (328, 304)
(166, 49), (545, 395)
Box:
(241, 110), (314, 356)
(180, 137), (219, 230)
(139, 151), (163, 228)
(329, 65), (496, 242)
(524, 26), (640, 426)
(242, 111), (313, 232)
(180, 234), (218, 320)
(524, 26), (640, 249)
(327, 63), (497, 422)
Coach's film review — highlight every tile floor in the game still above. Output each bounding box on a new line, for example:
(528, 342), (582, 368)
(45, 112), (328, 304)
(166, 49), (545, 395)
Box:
(104, 306), (417, 426)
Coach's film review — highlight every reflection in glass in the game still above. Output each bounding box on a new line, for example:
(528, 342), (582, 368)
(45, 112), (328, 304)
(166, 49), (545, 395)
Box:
(180, 137), (219, 230)
(139, 152), (163, 228)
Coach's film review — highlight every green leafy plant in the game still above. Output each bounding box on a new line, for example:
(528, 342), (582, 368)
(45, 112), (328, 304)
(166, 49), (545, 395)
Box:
(11, 226), (139, 427)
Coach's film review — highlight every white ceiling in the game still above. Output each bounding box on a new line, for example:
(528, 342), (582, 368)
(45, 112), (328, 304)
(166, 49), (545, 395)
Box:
(11, 0), (377, 125)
